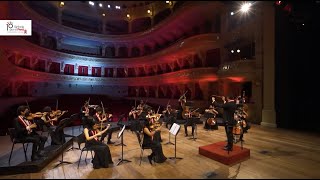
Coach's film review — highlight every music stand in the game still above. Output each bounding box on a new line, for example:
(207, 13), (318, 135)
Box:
(164, 123), (174, 145)
(116, 125), (132, 166)
(168, 123), (183, 163)
(67, 113), (81, 151)
(115, 115), (127, 146)
(53, 118), (73, 169)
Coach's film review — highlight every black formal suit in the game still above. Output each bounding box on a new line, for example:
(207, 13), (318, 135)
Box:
(14, 116), (47, 160)
(213, 100), (238, 150)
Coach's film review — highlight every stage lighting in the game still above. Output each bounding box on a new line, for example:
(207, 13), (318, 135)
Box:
(240, 2), (252, 13)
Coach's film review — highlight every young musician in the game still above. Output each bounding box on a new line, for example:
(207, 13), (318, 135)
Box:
(14, 106), (47, 161)
(204, 105), (219, 130)
(80, 100), (90, 128)
(83, 122), (113, 169)
(183, 109), (196, 137)
(41, 106), (67, 145)
(177, 94), (187, 120)
(142, 115), (167, 165)
(129, 106), (142, 132)
(93, 107), (114, 144)
(163, 105), (176, 129)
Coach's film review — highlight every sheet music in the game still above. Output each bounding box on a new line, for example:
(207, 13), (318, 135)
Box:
(169, 123), (180, 136)
(117, 125), (126, 138)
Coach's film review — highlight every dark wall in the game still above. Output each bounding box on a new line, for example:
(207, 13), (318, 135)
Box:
(275, 2), (320, 132)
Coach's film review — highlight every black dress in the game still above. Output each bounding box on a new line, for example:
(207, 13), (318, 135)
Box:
(85, 129), (113, 169)
(142, 122), (167, 163)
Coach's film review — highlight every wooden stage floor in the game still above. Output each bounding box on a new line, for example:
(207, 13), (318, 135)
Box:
(0, 123), (320, 179)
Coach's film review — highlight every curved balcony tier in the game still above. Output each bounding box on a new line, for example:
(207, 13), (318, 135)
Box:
(0, 33), (220, 67)
(1, 54), (218, 86)
(217, 60), (258, 81)
(13, 1), (223, 43)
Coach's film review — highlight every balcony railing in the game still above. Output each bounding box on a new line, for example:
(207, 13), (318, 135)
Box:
(217, 59), (256, 76)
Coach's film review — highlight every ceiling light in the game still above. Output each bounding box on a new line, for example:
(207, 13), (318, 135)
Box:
(166, 1), (170, 3)
(147, 9), (151, 14)
(127, 14), (130, 18)
(230, 12), (234, 15)
(102, 13), (105, 16)
(240, 2), (252, 13)
(99, 3), (103, 7)
(237, 49), (240, 53)
(231, 50), (234, 53)
(108, 4), (111, 8)
(89, 1), (94, 6)
(59, 2), (64, 7)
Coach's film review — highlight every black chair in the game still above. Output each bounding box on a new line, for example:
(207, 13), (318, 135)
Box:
(77, 143), (94, 169)
(135, 131), (152, 166)
(8, 128), (29, 164)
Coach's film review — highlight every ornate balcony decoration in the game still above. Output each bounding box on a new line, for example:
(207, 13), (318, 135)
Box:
(3, 53), (218, 86)
(0, 33), (219, 67)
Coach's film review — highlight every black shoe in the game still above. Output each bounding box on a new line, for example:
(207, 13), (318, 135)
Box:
(223, 147), (233, 151)
(147, 155), (153, 165)
(107, 141), (115, 144)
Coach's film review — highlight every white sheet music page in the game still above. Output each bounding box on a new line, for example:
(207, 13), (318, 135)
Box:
(169, 123), (180, 136)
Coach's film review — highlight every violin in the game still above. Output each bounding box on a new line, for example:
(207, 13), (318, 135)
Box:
(52, 110), (68, 117)
(26, 112), (44, 121)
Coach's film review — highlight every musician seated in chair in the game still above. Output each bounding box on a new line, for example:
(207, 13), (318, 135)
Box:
(204, 105), (219, 130)
(83, 122), (113, 169)
(235, 98), (249, 142)
(183, 111), (197, 137)
(163, 105), (177, 129)
(93, 107), (115, 144)
(14, 106), (47, 161)
(142, 116), (167, 164)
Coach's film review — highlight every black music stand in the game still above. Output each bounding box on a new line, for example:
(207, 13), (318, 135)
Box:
(116, 125), (132, 166)
(66, 113), (81, 151)
(53, 118), (73, 169)
(164, 126), (175, 145)
(115, 115), (127, 146)
(168, 123), (183, 163)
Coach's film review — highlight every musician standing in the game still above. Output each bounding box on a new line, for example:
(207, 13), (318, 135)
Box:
(93, 107), (115, 144)
(177, 94), (186, 120)
(14, 106), (47, 161)
(80, 100), (90, 128)
(212, 96), (238, 151)
(129, 106), (142, 132)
